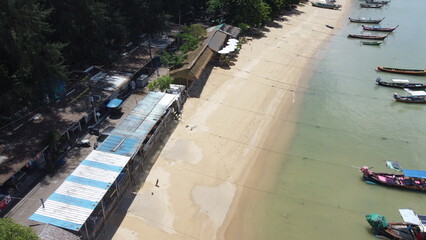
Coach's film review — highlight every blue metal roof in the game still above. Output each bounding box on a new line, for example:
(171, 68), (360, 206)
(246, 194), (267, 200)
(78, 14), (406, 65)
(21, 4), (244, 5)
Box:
(28, 91), (179, 232)
(112, 92), (176, 140)
(402, 169), (426, 179)
(96, 134), (140, 157)
(29, 151), (131, 231)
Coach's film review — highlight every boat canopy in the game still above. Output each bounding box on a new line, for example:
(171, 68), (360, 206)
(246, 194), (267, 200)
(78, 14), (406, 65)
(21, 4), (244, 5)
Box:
(107, 98), (123, 108)
(399, 209), (426, 231)
(402, 169), (426, 179)
(399, 209), (421, 224)
(403, 88), (426, 96)
(366, 214), (388, 231)
(392, 79), (409, 83)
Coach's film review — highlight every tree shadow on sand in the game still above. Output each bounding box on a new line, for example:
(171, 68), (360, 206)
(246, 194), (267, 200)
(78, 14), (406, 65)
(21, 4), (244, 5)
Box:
(246, 7), (305, 39)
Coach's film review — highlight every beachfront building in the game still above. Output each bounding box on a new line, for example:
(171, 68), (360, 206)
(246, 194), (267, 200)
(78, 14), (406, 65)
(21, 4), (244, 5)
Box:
(29, 89), (186, 239)
(169, 24), (240, 97)
(0, 35), (174, 215)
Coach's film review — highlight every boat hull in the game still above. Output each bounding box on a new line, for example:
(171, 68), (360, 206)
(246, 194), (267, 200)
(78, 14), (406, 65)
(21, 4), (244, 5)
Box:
(360, 3), (383, 8)
(393, 94), (426, 103)
(375, 77), (426, 89)
(377, 67), (426, 76)
(362, 41), (382, 45)
(348, 34), (387, 40)
(361, 167), (426, 191)
(311, 2), (342, 9)
(378, 223), (422, 240)
(362, 25), (399, 32)
(349, 17), (384, 23)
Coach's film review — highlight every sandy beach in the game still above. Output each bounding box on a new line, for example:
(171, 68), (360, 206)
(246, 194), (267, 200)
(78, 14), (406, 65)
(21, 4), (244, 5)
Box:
(112, 2), (350, 239)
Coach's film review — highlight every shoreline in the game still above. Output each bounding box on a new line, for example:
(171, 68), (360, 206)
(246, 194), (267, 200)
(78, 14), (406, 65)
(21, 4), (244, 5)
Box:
(112, 2), (352, 239)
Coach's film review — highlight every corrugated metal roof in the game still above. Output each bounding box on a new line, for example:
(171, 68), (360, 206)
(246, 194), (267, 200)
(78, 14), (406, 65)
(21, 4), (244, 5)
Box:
(29, 151), (130, 231)
(95, 135), (140, 157)
(29, 91), (178, 231)
(111, 92), (176, 140)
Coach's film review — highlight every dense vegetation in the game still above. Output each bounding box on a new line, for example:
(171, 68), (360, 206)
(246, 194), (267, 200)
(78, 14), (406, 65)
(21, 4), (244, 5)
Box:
(0, 218), (39, 240)
(0, 0), (300, 120)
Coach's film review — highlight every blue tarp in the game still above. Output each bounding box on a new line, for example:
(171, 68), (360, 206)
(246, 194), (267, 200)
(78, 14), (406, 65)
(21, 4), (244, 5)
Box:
(107, 99), (123, 108)
(402, 169), (426, 179)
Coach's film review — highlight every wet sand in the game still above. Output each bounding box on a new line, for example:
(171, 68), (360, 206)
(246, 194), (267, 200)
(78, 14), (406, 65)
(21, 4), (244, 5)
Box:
(113, 2), (350, 239)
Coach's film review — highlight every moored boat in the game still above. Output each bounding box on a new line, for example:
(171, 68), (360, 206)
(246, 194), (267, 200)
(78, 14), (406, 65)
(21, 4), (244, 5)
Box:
(360, 3), (384, 8)
(349, 17), (385, 23)
(366, 210), (426, 240)
(376, 67), (426, 76)
(360, 166), (426, 191)
(376, 77), (426, 89)
(362, 25), (399, 32)
(366, 0), (390, 4)
(393, 93), (426, 103)
(311, 1), (342, 9)
(348, 33), (388, 40)
(362, 41), (382, 45)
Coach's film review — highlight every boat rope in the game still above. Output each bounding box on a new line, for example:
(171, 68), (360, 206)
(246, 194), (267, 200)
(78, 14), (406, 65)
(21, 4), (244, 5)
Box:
(211, 72), (414, 146)
(169, 150), (366, 215)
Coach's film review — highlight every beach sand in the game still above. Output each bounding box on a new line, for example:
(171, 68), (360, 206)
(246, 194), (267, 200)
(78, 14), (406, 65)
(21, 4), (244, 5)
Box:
(112, 2), (350, 239)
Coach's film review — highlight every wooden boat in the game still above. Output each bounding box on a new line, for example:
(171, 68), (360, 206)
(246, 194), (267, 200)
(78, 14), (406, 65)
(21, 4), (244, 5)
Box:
(376, 77), (426, 89)
(360, 166), (426, 191)
(366, 0), (390, 4)
(348, 33), (388, 40)
(311, 1), (342, 9)
(376, 67), (426, 76)
(393, 93), (426, 103)
(349, 17), (385, 23)
(362, 41), (382, 45)
(366, 210), (426, 240)
(360, 3), (384, 8)
(362, 25), (399, 32)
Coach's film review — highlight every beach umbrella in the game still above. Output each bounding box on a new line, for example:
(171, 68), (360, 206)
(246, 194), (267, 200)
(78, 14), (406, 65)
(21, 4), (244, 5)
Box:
(218, 49), (231, 54)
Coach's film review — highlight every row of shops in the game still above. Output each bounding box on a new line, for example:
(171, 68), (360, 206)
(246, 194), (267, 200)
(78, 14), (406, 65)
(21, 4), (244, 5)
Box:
(29, 88), (186, 239)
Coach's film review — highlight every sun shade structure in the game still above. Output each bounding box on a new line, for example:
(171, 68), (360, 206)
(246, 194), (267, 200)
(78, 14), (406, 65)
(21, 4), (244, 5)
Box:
(401, 169), (426, 179)
(29, 91), (178, 232)
(106, 98), (123, 108)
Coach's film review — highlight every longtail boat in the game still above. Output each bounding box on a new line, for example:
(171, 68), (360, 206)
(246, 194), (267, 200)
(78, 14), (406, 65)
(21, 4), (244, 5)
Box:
(366, 210), (426, 240)
(376, 67), (426, 76)
(361, 41), (383, 45)
(375, 77), (426, 89)
(393, 93), (426, 103)
(366, 0), (390, 4)
(348, 33), (388, 40)
(361, 166), (426, 191)
(362, 25), (399, 32)
(311, 1), (342, 9)
(360, 3), (384, 8)
(349, 17), (385, 23)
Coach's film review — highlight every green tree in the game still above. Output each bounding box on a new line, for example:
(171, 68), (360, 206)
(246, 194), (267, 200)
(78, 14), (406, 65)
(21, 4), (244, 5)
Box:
(207, 0), (271, 27)
(0, 218), (39, 240)
(147, 76), (174, 91)
(159, 51), (186, 69)
(264, 0), (285, 18)
(0, 0), (67, 116)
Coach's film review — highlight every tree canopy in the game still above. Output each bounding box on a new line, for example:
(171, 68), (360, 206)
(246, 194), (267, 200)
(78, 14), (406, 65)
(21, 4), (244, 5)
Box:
(0, 218), (39, 240)
(0, 0), (300, 122)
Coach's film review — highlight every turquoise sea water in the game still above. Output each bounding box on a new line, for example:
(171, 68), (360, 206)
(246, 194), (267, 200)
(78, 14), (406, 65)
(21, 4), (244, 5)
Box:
(261, 0), (426, 239)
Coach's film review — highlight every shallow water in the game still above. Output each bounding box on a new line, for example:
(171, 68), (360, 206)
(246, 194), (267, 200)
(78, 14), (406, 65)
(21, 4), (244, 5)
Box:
(259, 0), (426, 239)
